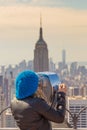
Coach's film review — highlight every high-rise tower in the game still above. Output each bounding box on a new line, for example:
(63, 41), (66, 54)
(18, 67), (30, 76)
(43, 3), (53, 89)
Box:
(34, 15), (49, 72)
(62, 49), (66, 66)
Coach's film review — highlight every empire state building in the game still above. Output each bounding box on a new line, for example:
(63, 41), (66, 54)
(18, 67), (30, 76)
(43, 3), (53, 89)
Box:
(34, 17), (49, 72)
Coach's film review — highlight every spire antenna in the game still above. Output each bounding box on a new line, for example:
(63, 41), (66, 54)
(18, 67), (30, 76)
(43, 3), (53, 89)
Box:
(39, 12), (43, 40)
(40, 12), (42, 28)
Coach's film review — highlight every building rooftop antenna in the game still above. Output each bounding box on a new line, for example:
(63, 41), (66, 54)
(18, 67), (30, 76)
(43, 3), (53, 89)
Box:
(40, 12), (42, 28)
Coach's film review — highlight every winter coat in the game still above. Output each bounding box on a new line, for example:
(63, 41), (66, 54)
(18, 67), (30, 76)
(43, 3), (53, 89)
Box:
(11, 92), (66, 130)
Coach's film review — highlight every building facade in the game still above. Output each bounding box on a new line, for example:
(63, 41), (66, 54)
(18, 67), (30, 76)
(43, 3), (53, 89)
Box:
(34, 19), (49, 72)
(67, 97), (87, 128)
(0, 87), (6, 127)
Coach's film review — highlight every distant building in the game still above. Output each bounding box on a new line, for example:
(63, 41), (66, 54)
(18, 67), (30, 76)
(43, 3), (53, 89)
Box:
(34, 16), (49, 72)
(70, 62), (78, 76)
(67, 96), (87, 128)
(68, 87), (74, 97)
(5, 109), (16, 127)
(68, 86), (86, 97)
(19, 60), (27, 72)
(73, 87), (80, 96)
(0, 75), (3, 90)
(3, 76), (9, 106)
(49, 58), (55, 72)
(0, 87), (6, 127)
(62, 49), (66, 67)
(27, 60), (34, 71)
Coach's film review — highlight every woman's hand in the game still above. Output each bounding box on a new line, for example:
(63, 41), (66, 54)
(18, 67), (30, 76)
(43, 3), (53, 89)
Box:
(58, 83), (67, 94)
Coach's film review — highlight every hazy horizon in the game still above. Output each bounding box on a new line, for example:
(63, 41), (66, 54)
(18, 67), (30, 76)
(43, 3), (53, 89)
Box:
(0, 0), (87, 66)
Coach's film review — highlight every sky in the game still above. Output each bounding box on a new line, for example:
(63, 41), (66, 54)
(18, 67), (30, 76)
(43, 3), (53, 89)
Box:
(0, 0), (87, 66)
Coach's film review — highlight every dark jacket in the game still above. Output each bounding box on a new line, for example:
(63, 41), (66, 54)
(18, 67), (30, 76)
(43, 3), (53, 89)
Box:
(11, 92), (66, 130)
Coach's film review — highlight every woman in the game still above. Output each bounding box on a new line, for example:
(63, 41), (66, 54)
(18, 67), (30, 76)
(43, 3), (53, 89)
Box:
(11, 70), (67, 130)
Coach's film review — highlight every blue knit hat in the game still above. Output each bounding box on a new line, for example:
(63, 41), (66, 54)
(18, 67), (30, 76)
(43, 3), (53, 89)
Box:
(15, 70), (39, 99)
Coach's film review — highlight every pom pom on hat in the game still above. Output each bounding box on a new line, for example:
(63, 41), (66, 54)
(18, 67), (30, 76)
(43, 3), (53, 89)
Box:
(15, 70), (39, 99)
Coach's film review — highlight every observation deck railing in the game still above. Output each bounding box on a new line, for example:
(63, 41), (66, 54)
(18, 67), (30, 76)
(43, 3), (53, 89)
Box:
(0, 106), (87, 130)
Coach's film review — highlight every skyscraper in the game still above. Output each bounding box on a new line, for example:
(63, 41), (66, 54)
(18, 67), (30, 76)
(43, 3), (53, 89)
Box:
(62, 49), (66, 66)
(34, 16), (49, 72)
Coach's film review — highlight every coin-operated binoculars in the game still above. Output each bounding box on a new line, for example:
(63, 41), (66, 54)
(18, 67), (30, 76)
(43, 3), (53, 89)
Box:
(37, 71), (61, 106)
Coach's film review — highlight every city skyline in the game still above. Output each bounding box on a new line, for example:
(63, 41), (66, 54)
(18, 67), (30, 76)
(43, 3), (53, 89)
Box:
(0, 0), (87, 66)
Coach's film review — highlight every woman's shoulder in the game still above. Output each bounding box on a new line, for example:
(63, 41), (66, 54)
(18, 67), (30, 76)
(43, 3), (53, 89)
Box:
(29, 97), (46, 105)
(30, 97), (51, 112)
